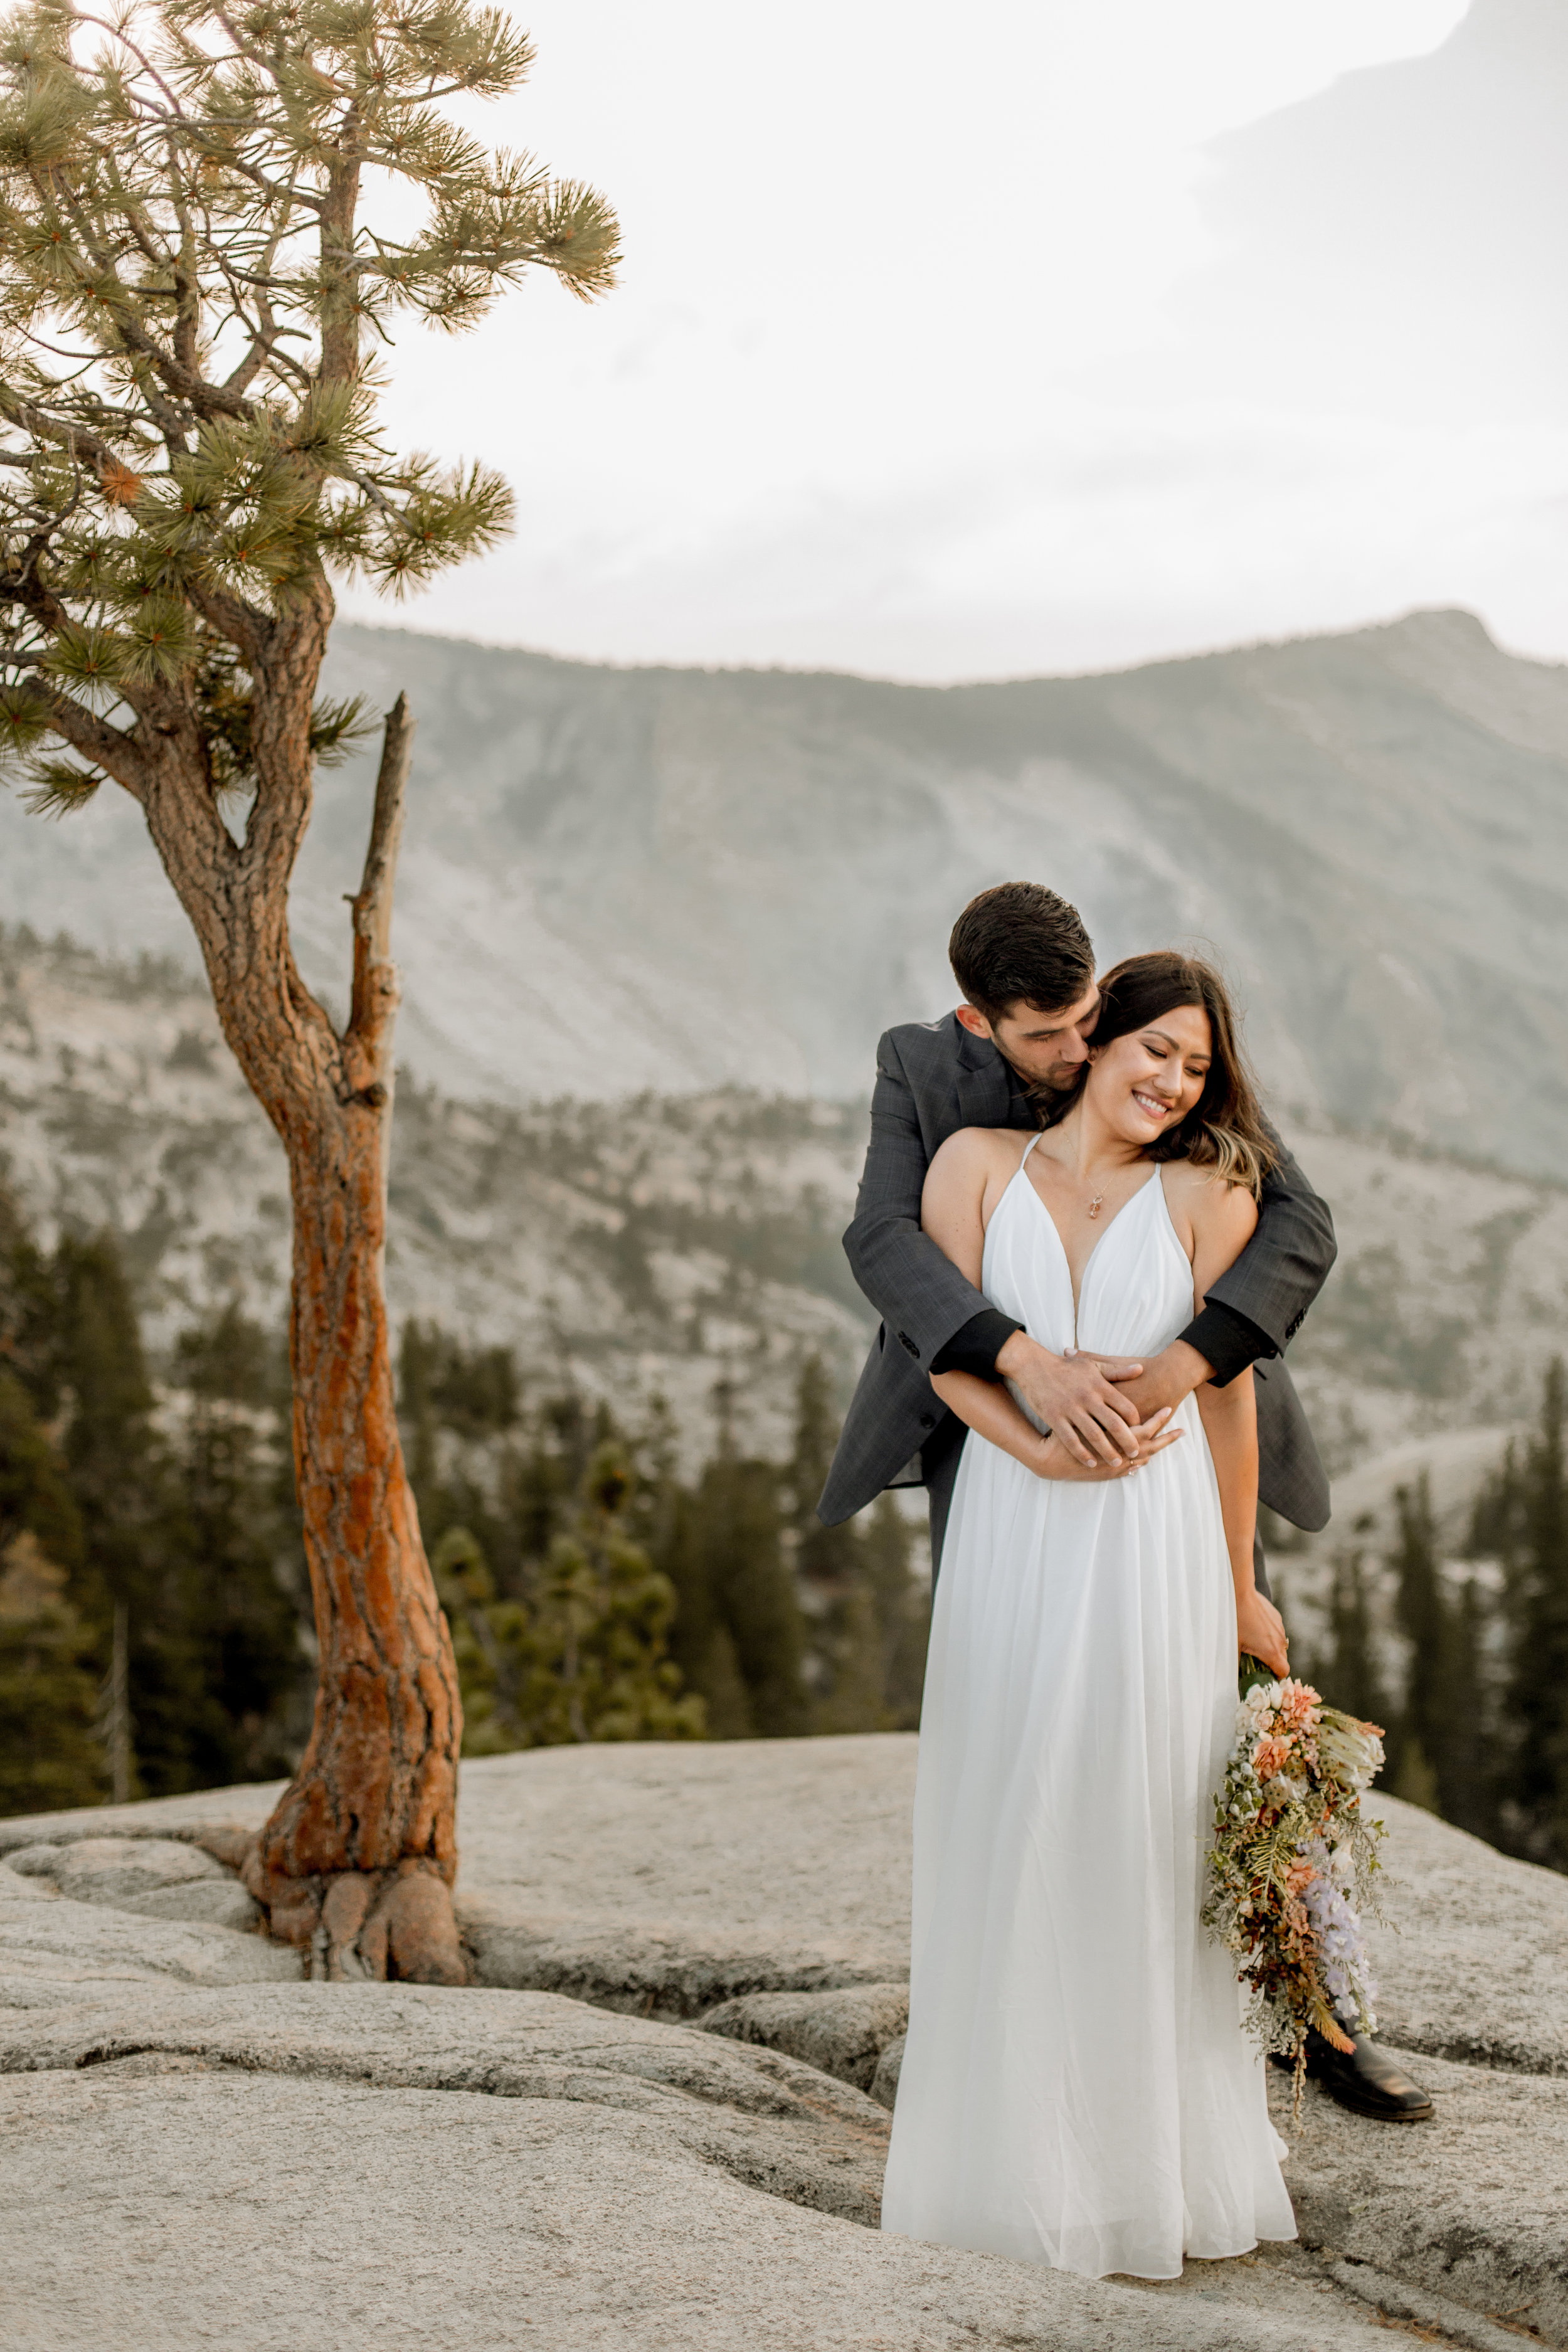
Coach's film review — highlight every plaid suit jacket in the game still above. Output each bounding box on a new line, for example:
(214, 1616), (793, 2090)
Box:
(818, 1012), (1335, 1534)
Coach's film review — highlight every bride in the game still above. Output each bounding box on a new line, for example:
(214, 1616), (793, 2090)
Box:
(880, 949), (1299, 2282)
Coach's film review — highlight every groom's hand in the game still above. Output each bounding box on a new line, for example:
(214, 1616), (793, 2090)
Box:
(994, 1332), (1143, 1466)
(1081, 1340), (1213, 1426)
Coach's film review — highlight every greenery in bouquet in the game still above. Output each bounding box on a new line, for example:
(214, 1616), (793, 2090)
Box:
(1203, 1668), (1387, 2116)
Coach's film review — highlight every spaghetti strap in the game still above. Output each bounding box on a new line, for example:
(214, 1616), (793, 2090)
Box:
(1019, 1132), (1044, 1169)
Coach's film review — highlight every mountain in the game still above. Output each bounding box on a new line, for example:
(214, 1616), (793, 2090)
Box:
(1, 607), (1565, 1173)
(1191, 0), (1568, 432)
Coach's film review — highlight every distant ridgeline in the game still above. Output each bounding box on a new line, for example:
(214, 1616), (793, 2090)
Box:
(0, 607), (1565, 1169)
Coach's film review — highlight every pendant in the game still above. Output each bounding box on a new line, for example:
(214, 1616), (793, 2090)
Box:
(1087, 1194), (1104, 1219)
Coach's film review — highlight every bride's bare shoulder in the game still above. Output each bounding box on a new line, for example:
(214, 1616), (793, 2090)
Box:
(928, 1125), (1029, 1182)
(1160, 1158), (1258, 1246)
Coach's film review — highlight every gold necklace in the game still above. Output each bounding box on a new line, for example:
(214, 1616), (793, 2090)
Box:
(1086, 1192), (1104, 1219)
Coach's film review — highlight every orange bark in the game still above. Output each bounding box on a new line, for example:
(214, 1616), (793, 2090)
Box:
(241, 1096), (465, 1981)
(114, 637), (465, 1981)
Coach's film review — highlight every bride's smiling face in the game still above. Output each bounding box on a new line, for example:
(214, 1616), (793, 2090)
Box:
(1084, 1000), (1214, 1149)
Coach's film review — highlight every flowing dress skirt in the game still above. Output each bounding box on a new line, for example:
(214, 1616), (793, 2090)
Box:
(880, 1162), (1296, 2280)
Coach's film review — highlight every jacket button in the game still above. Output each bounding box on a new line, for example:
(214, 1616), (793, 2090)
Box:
(919, 1411), (936, 1430)
(899, 1332), (919, 1359)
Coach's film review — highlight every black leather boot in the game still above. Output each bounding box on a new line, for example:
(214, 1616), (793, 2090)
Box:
(1272, 2030), (1434, 2121)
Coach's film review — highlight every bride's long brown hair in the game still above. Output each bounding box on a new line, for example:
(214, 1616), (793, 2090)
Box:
(1036, 951), (1278, 1196)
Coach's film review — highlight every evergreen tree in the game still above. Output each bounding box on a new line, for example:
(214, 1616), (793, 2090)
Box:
(432, 1444), (704, 1749)
(862, 1491), (931, 1731)
(1441, 1574), (1497, 1844)
(167, 1305), (304, 1786)
(689, 1443), (810, 1739)
(1311, 1545), (1392, 1735)
(787, 1353), (883, 1732)
(51, 1230), (168, 1793)
(0, 1365), (102, 1811)
(0, 1528), (103, 1813)
(1389, 1475), (1449, 1814)
(0, 0), (616, 1975)
(1504, 1360), (1568, 1867)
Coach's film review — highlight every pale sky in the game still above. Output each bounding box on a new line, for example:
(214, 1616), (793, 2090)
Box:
(339, 0), (1568, 681)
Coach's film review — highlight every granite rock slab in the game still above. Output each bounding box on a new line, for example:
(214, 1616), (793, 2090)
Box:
(0, 2043), (1423, 2352)
(1274, 2053), (1568, 2344)
(9, 1740), (1559, 2075)
(0, 1858), (300, 1996)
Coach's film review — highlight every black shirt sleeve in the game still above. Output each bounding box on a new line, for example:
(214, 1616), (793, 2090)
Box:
(929, 1307), (1023, 1381)
(1178, 1300), (1272, 1390)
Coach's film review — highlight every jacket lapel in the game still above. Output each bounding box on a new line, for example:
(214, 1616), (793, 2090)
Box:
(953, 1022), (1016, 1133)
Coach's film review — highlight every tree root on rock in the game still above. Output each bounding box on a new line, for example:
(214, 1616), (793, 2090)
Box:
(236, 1846), (467, 1984)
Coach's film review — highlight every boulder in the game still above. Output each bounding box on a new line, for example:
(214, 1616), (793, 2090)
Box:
(121, 1880), (264, 1932)
(52, 1838), (228, 1908)
(871, 2031), (906, 2111)
(0, 1858), (300, 1995)
(699, 1982), (909, 2090)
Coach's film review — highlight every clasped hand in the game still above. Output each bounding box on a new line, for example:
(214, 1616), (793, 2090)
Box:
(1032, 1406), (1182, 1483)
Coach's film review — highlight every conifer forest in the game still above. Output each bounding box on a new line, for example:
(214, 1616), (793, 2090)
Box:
(4, 1157), (1568, 1872)
(0, 1182), (931, 1816)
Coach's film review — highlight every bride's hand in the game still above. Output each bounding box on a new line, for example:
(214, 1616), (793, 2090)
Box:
(1236, 1588), (1289, 1678)
(1034, 1407), (1183, 1483)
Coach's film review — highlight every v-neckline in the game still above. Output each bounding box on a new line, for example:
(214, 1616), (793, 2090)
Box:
(1014, 1160), (1162, 1336)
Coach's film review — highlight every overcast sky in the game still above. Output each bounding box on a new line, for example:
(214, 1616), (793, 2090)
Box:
(339, 0), (1568, 681)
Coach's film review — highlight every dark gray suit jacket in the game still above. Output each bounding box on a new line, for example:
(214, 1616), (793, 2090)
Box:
(818, 1013), (1335, 1537)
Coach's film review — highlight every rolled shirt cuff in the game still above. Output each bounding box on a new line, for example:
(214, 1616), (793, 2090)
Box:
(929, 1308), (1024, 1382)
(1179, 1300), (1273, 1390)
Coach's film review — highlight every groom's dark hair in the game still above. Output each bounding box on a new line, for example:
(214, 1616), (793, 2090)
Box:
(950, 882), (1095, 1023)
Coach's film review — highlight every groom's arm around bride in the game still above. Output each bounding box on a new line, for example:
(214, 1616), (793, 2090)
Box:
(817, 884), (1337, 1588)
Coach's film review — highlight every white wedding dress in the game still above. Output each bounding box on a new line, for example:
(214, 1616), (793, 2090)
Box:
(881, 1136), (1296, 2280)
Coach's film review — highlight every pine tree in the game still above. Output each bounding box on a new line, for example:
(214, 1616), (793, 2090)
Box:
(432, 1445), (705, 1749)
(0, 1528), (103, 1813)
(690, 1443), (810, 1739)
(0, 0), (616, 1975)
(52, 1229), (169, 1793)
(1312, 1545), (1392, 1735)
(1441, 1574), (1496, 1843)
(1389, 1475), (1449, 1814)
(0, 1365), (102, 1811)
(167, 1304), (304, 1786)
(1505, 1360), (1568, 1867)
(862, 1491), (930, 1731)
(787, 1353), (883, 1732)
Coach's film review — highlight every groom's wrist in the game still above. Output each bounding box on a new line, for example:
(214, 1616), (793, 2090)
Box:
(931, 1309), (1024, 1382)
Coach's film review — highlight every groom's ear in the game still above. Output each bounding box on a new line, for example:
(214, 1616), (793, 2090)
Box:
(954, 1004), (994, 1041)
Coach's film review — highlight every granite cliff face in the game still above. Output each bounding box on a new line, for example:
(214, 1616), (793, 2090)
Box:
(1, 607), (1564, 1172)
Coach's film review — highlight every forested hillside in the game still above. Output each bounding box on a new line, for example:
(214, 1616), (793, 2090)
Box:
(3, 924), (1567, 1862)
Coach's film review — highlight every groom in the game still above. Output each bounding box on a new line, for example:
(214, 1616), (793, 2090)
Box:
(819, 879), (1433, 2125)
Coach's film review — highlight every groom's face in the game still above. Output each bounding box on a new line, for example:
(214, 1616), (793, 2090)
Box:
(956, 982), (1101, 1089)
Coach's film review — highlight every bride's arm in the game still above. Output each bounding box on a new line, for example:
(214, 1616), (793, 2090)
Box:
(932, 1365), (1182, 1481)
(1188, 1178), (1288, 1673)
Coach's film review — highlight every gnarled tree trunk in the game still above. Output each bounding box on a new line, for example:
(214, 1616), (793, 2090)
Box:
(132, 636), (466, 1983)
(246, 695), (463, 1978)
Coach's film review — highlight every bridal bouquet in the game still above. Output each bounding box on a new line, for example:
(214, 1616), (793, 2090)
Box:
(1202, 1667), (1387, 2114)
